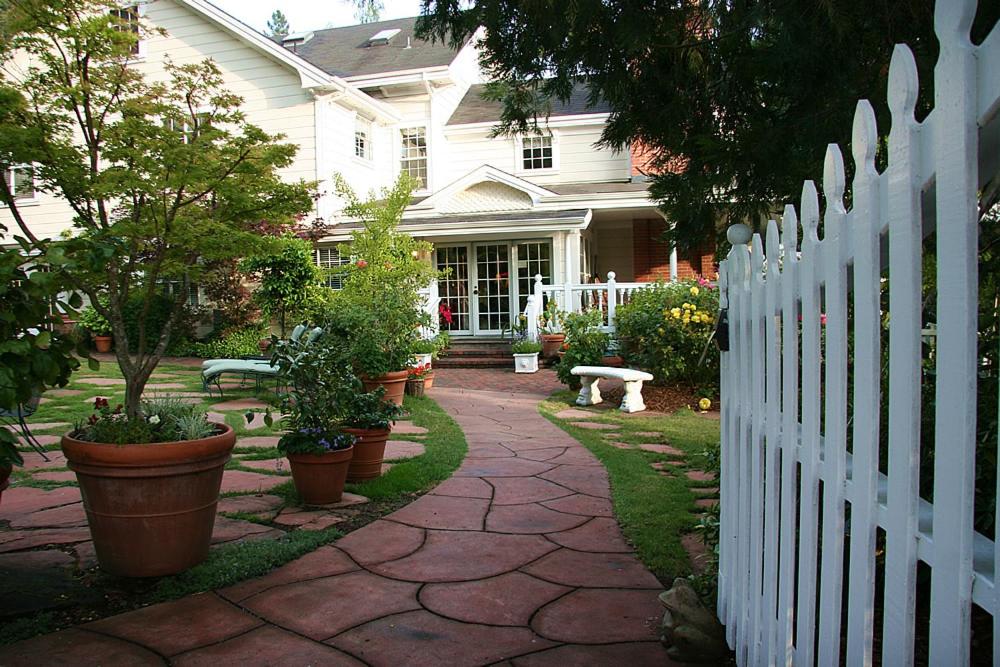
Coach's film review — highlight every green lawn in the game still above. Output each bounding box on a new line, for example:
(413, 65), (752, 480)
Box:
(539, 391), (720, 584)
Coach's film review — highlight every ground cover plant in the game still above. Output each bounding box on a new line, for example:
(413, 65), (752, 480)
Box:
(0, 361), (467, 644)
(539, 392), (721, 585)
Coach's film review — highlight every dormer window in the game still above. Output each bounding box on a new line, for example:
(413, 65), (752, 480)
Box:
(521, 135), (553, 170)
(109, 5), (142, 57)
(368, 28), (401, 46)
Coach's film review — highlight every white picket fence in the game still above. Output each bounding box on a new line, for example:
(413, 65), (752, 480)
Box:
(524, 272), (652, 340)
(718, 2), (1000, 665)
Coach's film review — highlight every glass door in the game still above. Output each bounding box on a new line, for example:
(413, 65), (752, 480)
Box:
(435, 246), (471, 333)
(514, 241), (553, 312)
(473, 243), (512, 335)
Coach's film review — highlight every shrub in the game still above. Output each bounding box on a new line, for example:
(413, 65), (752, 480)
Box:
(512, 340), (542, 354)
(614, 278), (720, 391)
(184, 324), (270, 359)
(240, 234), (323, 337)
(121, 293), (199, 354)
(77, 305), (111, 336)
(555, 309), (610, 388)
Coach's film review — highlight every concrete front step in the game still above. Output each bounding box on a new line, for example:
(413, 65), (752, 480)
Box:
(435, 357), (513, 369)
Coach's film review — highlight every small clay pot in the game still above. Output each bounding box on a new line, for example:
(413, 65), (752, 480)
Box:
(405, 379), (426, 397)
(423, 372), (435, 390)
(342, 426), (391, 482)
(361, 370), (409, 407)
(94, 336), (112, 353)
(286, 446), (354, 505)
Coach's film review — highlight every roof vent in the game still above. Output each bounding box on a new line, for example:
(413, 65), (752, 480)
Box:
(368, 28), (401, 46)
(281, 31), (313, 52)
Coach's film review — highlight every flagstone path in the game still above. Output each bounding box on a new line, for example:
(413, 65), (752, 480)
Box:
(0, 385), (676, 666)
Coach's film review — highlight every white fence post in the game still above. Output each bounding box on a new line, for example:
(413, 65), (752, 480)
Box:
(606, 271), (617, 331)
(525, 295), (539, 342)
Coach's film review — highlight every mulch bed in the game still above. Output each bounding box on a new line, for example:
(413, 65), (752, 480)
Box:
(603, 384), (702, 414)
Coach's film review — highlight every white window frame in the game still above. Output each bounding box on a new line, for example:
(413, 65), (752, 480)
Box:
(315, 246), (350, 290)
(398, 125), (430, 192)
(2, 164), (38, 205)
(515, 132), (559, 175)
(354, 118), (372, 162)
(110, 3), (146, 60)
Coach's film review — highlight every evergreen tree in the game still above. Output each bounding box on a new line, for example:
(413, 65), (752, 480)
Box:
(267, 9), (290, 41)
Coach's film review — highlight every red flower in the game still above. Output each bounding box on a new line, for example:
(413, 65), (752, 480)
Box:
(439, 302), (453, 326)
(356, 259), (368, 269)
(94, 397), (109, 410)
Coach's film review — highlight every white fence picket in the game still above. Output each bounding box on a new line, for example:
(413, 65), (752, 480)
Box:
(717, 1), (1000, 665)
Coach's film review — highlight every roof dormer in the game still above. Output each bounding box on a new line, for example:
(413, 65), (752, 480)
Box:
(367, 28), (401, 46)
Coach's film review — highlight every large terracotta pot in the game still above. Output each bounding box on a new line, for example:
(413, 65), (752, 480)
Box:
(342, 427), (391, 483)
(540, 333), (565, 359)
(602, 355), (624, 368)
(423, 372), (435, 390)
(61, 423), (235, 578)
(94, 336), (112, 353)
(286, 446), (354, 505)
(361, 370), (408, 407)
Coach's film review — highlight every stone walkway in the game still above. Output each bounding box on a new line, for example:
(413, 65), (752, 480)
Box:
(0, 386), (675, 666)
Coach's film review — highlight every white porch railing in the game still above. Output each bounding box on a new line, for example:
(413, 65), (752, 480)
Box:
(417, 281), (439, 339)
(523, 272), (653, 341)
(718, 3), (1000, 665)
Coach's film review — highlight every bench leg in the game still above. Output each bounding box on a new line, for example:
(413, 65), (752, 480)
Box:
(619, 380), (646, 413)
(576, 376), (603, 406)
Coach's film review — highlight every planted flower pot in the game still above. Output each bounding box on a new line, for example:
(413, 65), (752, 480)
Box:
(93, 335), (112, 353)
(342, 426), (391, 482)
(61, 422), (235, 578)
(405, 379), (426, 397)
(410, 353), (432, 368)
(286, 445), (354, 505)
(361, 370), (408, 407)
(540, 333), (565, 359)
(513, 352), (540, 374)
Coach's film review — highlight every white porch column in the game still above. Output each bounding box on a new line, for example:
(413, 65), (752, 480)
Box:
(565, 230), (582, 311)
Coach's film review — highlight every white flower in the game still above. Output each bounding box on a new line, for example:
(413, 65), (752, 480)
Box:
(148, 415), (161, 425)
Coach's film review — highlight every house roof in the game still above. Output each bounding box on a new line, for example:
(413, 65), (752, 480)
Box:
(294, 17), (462, 79)
(546, 181), (651, 195)
(447, 82), (612, 126)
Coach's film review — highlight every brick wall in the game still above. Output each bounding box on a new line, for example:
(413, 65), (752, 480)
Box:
(632, 218), (716, 282)
(629, 141), (688, 178)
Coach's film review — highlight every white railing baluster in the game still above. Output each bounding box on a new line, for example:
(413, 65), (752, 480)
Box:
(606, 271), (617, 332)
(748, 234), (766, 664)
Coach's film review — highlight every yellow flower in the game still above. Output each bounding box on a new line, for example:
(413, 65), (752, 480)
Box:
(671, 308), (682, 319)
(690, 286), (700, 296)
(691, 314), (701, 323)
(698, 398), (711, 411)
(657, 327), (665, 335)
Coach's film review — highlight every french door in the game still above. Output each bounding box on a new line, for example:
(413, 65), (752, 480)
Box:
(435, 241), (552, 336)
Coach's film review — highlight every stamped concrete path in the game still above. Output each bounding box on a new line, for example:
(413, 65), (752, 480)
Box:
(0, 386), (674, 666)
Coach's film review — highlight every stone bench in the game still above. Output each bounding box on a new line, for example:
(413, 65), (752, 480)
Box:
(571, 366), (654, 413)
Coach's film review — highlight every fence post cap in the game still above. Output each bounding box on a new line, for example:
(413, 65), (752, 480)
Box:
(607, 271), (616, 281)
(726, 223), (752, 245)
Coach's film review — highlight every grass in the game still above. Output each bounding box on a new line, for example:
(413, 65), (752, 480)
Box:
(539, 391), (720, 583)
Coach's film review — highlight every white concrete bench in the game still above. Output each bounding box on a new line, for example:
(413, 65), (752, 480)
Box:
(571, 366), (654, 413)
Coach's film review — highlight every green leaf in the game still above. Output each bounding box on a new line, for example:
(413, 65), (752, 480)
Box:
(34, 331), (51, 349)
(88, 356), (101, 372)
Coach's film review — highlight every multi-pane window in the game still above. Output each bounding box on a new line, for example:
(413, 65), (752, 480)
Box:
(354, 121), (370, 160)
(315, 247), (350, 290)
(3, 165), (35, 201)
(109, 5), (141, 55)
(165, 113), (210, 144)
(400, 127), (427, 189)
(521, 135), (553, 170)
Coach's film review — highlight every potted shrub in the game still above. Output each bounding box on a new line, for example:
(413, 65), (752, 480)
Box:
(78, 305), (112, 353)
(555, 310), (611, 390)
(538, 301), (565, 358)
(279, 428), (356, 505)
(512, 340), (542, 373)
(406, 363), (431, 396)
(327, 174), (440, 407)
(411, 338), (436, 368)
(62, 397), (235, 577)
(341, 386), (404, 483)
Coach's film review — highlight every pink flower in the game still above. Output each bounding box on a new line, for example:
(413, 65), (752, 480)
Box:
(356, 259), (368, 269)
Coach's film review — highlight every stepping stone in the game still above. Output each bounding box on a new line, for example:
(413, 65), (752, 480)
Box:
(543, 450), (600, 466)
(686, 470), (717, 482)
(391, 421), (428, 436)
(144, 396), (200, 404)
(694, 498), (719, 508)
(455, 457), (555, 478)
(76, 377), (126, 386)
(17, 436), (62, 453)
(9, 422), (69, 433)
(522, 549), (661, 589)
(149, 373), (178, 379)
(239, 458), (289, 475)
(143, 383), (186, 390)
(81, 395), (117, 404)
(539, 466), (611, 499)
(554, 408), (601, 419)
(335, 520), (426, 566)
(142, 392), (207, 399)
(632, 431), (663, 438)
(84, 592), (264, 657)
(274, 508), (333, 527)
(682, 532), (711, 574)
(218, 494), (284, 520)
(329, 609), (558, 666)
(666, 459), (686, 466)
(242, 413), (269, 431)
(211, 516), (283, 545)
(44, 389), (83, 397)
(487, 476), (573, 506)
(485, 503), (589, 534)
(541, 493), (614, 518)
(31, 470), (78, 483)
(315, 492), (370, 509)
(607, 441), (636, 450)
(167, 625), (363, 665)
(466, 443), (515, 458)
(639, 443), (685, 456)
(389, 494), (490, 531)
(420, 572), (571, 626)
(0, 486), (80, 519)
(75, 541), (98, 570)
(212, 398), (270, 411)
(568, 421), (618, 431)
(545, 517), (634, 553)
(243, 571), (421, 641)
(218, 546), (359, 602)
(0, 527), (92, 553)
(691, 487), (720, 497)
(516, 447), (568, 462)
(530, 589), (663, 644)
(383, 440), (425, 461)
(219, 470), (287, 493)
(429, 477), (493, 500)
(0, 629), (161, 664)
(298, 514), (346, 531)
(206, 412), (229, 425)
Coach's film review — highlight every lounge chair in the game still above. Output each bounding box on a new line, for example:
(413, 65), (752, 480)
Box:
(201, 327), (323, 395)
(200, 324), (307, 371)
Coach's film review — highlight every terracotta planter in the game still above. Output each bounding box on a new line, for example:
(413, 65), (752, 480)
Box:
(93, 336), (112, 353)
(540, 333), (565, 359)
(361, 370), (408, 407)
(602, 355), (624, 368)
(286, 446), (354, 505)
(342, 426), (391, 483)
(423, 372), (435, 390)
(61, 423), (235, 578)
(405, 379), (426, 397)
(0, 464), (10, 507)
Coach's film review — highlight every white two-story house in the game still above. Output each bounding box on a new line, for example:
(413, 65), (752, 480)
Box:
(2, 0), (715, 337)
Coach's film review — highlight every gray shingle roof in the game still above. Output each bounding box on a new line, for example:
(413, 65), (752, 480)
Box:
(447, 83), (612, 126)
(293, 17), (461, 78)
(546, 182), (651, 195)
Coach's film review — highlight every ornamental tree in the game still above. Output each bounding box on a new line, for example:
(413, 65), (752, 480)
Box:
(0, 0), (315, 416)
(240, 233), (322, 337)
